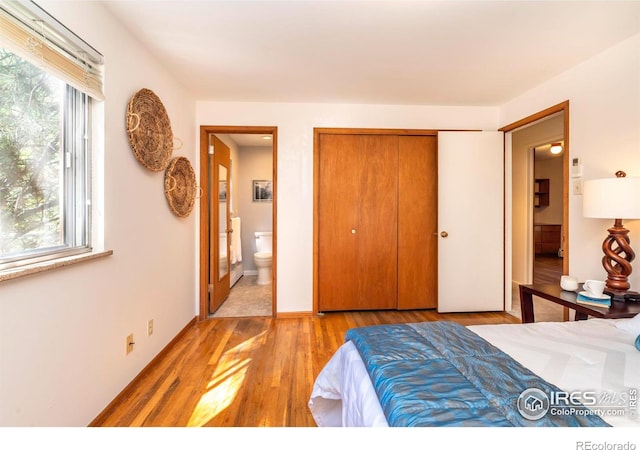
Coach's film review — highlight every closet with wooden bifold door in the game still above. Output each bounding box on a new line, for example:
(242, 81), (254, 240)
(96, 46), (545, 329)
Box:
(316, 129), (437, 312)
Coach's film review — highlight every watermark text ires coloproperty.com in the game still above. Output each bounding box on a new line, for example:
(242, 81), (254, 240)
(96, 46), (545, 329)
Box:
(516, 387), (638, 421)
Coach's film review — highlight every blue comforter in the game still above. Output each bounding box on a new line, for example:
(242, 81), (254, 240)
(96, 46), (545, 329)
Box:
(345, 321), (609, 427)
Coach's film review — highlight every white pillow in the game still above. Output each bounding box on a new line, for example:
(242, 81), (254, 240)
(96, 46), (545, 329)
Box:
(615, 313), (640, 334)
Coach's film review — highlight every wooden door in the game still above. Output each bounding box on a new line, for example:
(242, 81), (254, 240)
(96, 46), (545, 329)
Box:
(397, 135), (438, 309)
(318, 134), (398, 311)
(209, 135), (231, 314)
(437, 131), (504, 312)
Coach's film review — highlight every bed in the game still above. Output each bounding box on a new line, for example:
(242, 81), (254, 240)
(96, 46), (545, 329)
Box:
(308, 316), (640, 427)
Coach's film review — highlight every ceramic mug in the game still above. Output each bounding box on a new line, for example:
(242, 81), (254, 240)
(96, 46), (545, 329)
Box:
(583, 279), (606, 297)
(560, 275), (579, 291)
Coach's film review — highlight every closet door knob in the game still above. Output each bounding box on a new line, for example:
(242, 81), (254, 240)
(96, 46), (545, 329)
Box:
(351, 229), (357, 234)
(440, 231), (449, 238)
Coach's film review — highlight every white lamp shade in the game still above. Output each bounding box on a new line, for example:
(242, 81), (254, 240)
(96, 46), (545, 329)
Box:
(583, 176), (640, 219)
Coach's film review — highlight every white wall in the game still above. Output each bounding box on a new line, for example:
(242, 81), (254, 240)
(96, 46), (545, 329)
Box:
(511, 137), (532, 285)
(500, 33), (640, 286)
(197, 103), (499, 313)
(0, 1), (197, 426)
(238, 146), (274, 271)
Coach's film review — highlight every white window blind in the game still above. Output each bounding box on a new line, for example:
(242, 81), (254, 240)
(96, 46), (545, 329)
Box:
(0, 0), (103, 100)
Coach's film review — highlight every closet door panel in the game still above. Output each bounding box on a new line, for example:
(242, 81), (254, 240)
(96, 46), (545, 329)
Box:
(354, 135), (398, 310)
(318, 134), (360, 310)
(397, 135), (438, 309)
(318, 134), (398, 311)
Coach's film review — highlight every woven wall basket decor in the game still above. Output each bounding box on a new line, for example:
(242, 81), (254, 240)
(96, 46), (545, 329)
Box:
(164, 156), (197, 218)
(126, 88), (174, 171)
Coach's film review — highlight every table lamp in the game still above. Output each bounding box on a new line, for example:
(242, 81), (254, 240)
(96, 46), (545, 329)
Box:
(583, 171), (640, 300)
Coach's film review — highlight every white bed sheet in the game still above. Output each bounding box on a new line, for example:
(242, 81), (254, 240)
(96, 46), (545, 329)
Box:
(308, 318), (640, 427)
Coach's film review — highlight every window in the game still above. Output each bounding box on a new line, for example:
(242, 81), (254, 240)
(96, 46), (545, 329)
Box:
(0, 48), (90, 267)
(0, 1), (103, 271)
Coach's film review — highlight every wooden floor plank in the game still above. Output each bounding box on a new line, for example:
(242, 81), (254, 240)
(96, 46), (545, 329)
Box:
(91, 309), (520, 427)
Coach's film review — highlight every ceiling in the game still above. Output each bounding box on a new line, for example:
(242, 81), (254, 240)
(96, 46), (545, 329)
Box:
(219, 133), (274, 148)
(102, 1), (640, 107)
(534, 141), (564, 161)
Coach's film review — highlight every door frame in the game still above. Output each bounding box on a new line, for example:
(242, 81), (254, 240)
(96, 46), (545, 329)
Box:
(198, 125), (278, 321)
(500, 100), (570, 317)
(312, 127), (437, 315)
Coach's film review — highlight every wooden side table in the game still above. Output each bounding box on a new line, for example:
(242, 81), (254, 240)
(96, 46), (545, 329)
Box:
(519, 283), (640, 323)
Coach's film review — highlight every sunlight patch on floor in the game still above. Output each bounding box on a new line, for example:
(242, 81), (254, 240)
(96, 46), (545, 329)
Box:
(187, 331), (266, 426)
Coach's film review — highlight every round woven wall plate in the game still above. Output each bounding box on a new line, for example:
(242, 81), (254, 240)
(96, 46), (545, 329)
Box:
(164, 156), (197, 218)
(126, 88), (173, 171)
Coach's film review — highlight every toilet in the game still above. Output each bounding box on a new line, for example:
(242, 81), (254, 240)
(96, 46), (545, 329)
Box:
(254, 231), (272, 285)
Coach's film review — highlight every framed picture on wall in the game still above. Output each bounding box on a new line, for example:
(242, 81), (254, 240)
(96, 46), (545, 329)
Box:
(253, 180), (272, 202)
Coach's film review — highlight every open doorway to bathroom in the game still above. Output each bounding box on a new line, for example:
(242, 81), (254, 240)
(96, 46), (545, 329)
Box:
(198, 126), (277, 320)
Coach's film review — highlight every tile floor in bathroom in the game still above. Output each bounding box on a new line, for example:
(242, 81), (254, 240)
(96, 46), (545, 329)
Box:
(211, 275), (273, 318)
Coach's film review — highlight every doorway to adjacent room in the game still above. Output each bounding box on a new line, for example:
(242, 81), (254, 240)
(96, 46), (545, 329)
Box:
(501, 101), (569, 321)
(198, 126), (277, 320)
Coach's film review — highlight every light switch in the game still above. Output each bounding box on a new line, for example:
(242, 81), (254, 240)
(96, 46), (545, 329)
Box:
(572, 180), (583, 195)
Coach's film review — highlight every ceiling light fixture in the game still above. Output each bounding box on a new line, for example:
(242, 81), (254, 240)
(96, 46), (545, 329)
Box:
(549, 143), (563, 155)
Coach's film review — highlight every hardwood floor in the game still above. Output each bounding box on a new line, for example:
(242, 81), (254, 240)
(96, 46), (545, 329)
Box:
(533, 255), (563, 284)
(91, 309), (520, 427)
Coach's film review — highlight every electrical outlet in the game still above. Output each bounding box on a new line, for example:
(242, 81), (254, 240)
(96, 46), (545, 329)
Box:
(126, 333), (135, 355)
(147, 319), (154, 336)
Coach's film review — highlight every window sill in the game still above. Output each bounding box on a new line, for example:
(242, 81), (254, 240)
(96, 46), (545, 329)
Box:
(0, 250), (113, 283)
